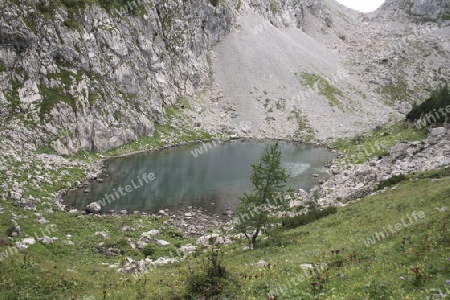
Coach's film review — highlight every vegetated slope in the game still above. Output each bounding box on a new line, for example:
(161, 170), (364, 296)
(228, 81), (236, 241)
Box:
(406, 85), (450, 124)
(0, 166), (448, 298)
(229, 169), (450, 299)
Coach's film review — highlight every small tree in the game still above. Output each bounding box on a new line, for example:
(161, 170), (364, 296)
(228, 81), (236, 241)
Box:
(235, 142), (289, 249)
(209, 0), (220, 7)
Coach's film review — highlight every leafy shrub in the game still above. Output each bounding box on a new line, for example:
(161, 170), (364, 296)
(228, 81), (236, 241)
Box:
(377, 174), (408, 190)
(209, 0), (219, 7)
(163, 227), (184, 239)
(186, 244), (236, 298)
(142, 243), (182, 260)
(406, 86), (450, 124)
(63, 19), (80, 30)
(414, 166), (450, 179)
(281, 207), (337, 229)
(142, 243), (157, 257)
(0, 234), (11, 246)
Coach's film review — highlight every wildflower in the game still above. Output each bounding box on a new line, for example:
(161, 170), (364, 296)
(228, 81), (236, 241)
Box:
(399, 276), (405, 280)
(446, 280), (450, 285)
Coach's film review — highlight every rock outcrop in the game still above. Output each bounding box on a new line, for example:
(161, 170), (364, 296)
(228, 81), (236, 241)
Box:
(0, 0), (233, 154)
(1, 0), (449, 152)
(374, 0), (450, 21)
(310, 126), (450, 207)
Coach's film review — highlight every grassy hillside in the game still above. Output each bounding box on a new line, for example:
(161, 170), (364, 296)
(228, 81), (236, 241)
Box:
(333, 121), (428, 166)
(1, 166), (449, 299)
(0, 102), (448, 299)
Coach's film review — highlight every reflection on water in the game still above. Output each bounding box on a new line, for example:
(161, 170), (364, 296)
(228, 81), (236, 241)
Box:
(282, 162), (311, 177)
(64, 140), (334, 214)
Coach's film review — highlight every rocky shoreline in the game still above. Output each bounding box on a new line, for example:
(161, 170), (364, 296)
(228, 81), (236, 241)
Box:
(3, 125), (449, 240)
(2, 125), (449, 278)
(53, 134), (335, 239)
(309, 126), (450, 207)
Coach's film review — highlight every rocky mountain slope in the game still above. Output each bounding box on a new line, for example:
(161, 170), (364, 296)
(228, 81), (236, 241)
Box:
(0, 0), (233, 154)
(0, 0), (449, 155)
(374, 0), (449, 20)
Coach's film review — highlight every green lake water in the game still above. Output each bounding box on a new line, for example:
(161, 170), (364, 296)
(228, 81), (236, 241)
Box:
(63, 140), (334, 214)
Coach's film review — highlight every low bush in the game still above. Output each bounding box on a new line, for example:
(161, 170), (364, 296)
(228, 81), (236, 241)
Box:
(209, 0), (220, 7)
(414, 166), (450, 179)
(377, 174), (408, 190)
(142, 243), (182, 260)
(281, 207), (337, 229)
(0, 234), (10, 246)
(185, 244), (238, 299)
(406, 86), (450, 125)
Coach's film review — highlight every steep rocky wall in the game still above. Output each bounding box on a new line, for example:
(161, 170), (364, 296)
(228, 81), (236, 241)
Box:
(0, 0), (448, 155)
(375, 0), (450, 21)
(0, 0), (232, 154)
(244, 0), (330, 29)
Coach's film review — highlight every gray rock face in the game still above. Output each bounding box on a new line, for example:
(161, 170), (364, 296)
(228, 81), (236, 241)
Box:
(411, 0), (449, 19)
(0, 0), (449, 154)
(86, 202), (102, 214)
(375, 0), (450, 20)
(309, 127), (450, 207)
(246, 0), (329, 29)
(0, 0), (233, 154)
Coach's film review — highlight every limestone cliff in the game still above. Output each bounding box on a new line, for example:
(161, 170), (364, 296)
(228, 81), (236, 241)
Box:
(0, 0), (232, 154)
(374, 0), (449, 21)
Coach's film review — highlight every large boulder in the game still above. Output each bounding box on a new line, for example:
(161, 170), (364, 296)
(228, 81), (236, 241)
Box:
(196, 234), (231, 247)
(156, 240), (171, 247)
(390, 143), (410, 160)
(428, 127), (447, 145)
(85, 202), (101, 214)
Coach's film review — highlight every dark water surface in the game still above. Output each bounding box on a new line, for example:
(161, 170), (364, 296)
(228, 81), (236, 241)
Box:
(64, 140), (334, 214)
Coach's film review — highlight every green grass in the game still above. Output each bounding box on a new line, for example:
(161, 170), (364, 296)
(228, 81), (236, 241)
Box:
(63, 19), (80, 30)
(0, 198), (194, 299)
(269, 0), (279, 13)
(333, 121), (428, 167)
(443, 11), (450, 20)
(213, 170), (450, 299)
(105, 99), (212, 157)
(1, 166), (448, 299)
(68, 150), (102, 163)
(379, 76), (411, 104)
(5, 80), (23, 116)
(48, 69), (77, 85)
(88, 93), (101, 106)
(35, 0), (149, 17)
(288, 110), (315, 142)
(296, 72), (345, 108)
(38, 85), (77, 124)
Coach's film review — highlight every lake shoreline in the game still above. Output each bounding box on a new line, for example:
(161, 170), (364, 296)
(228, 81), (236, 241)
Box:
(58, 136), (336, 236)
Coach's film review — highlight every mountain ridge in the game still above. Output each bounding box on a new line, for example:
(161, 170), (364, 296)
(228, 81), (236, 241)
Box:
(0, 0), (449, 154)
